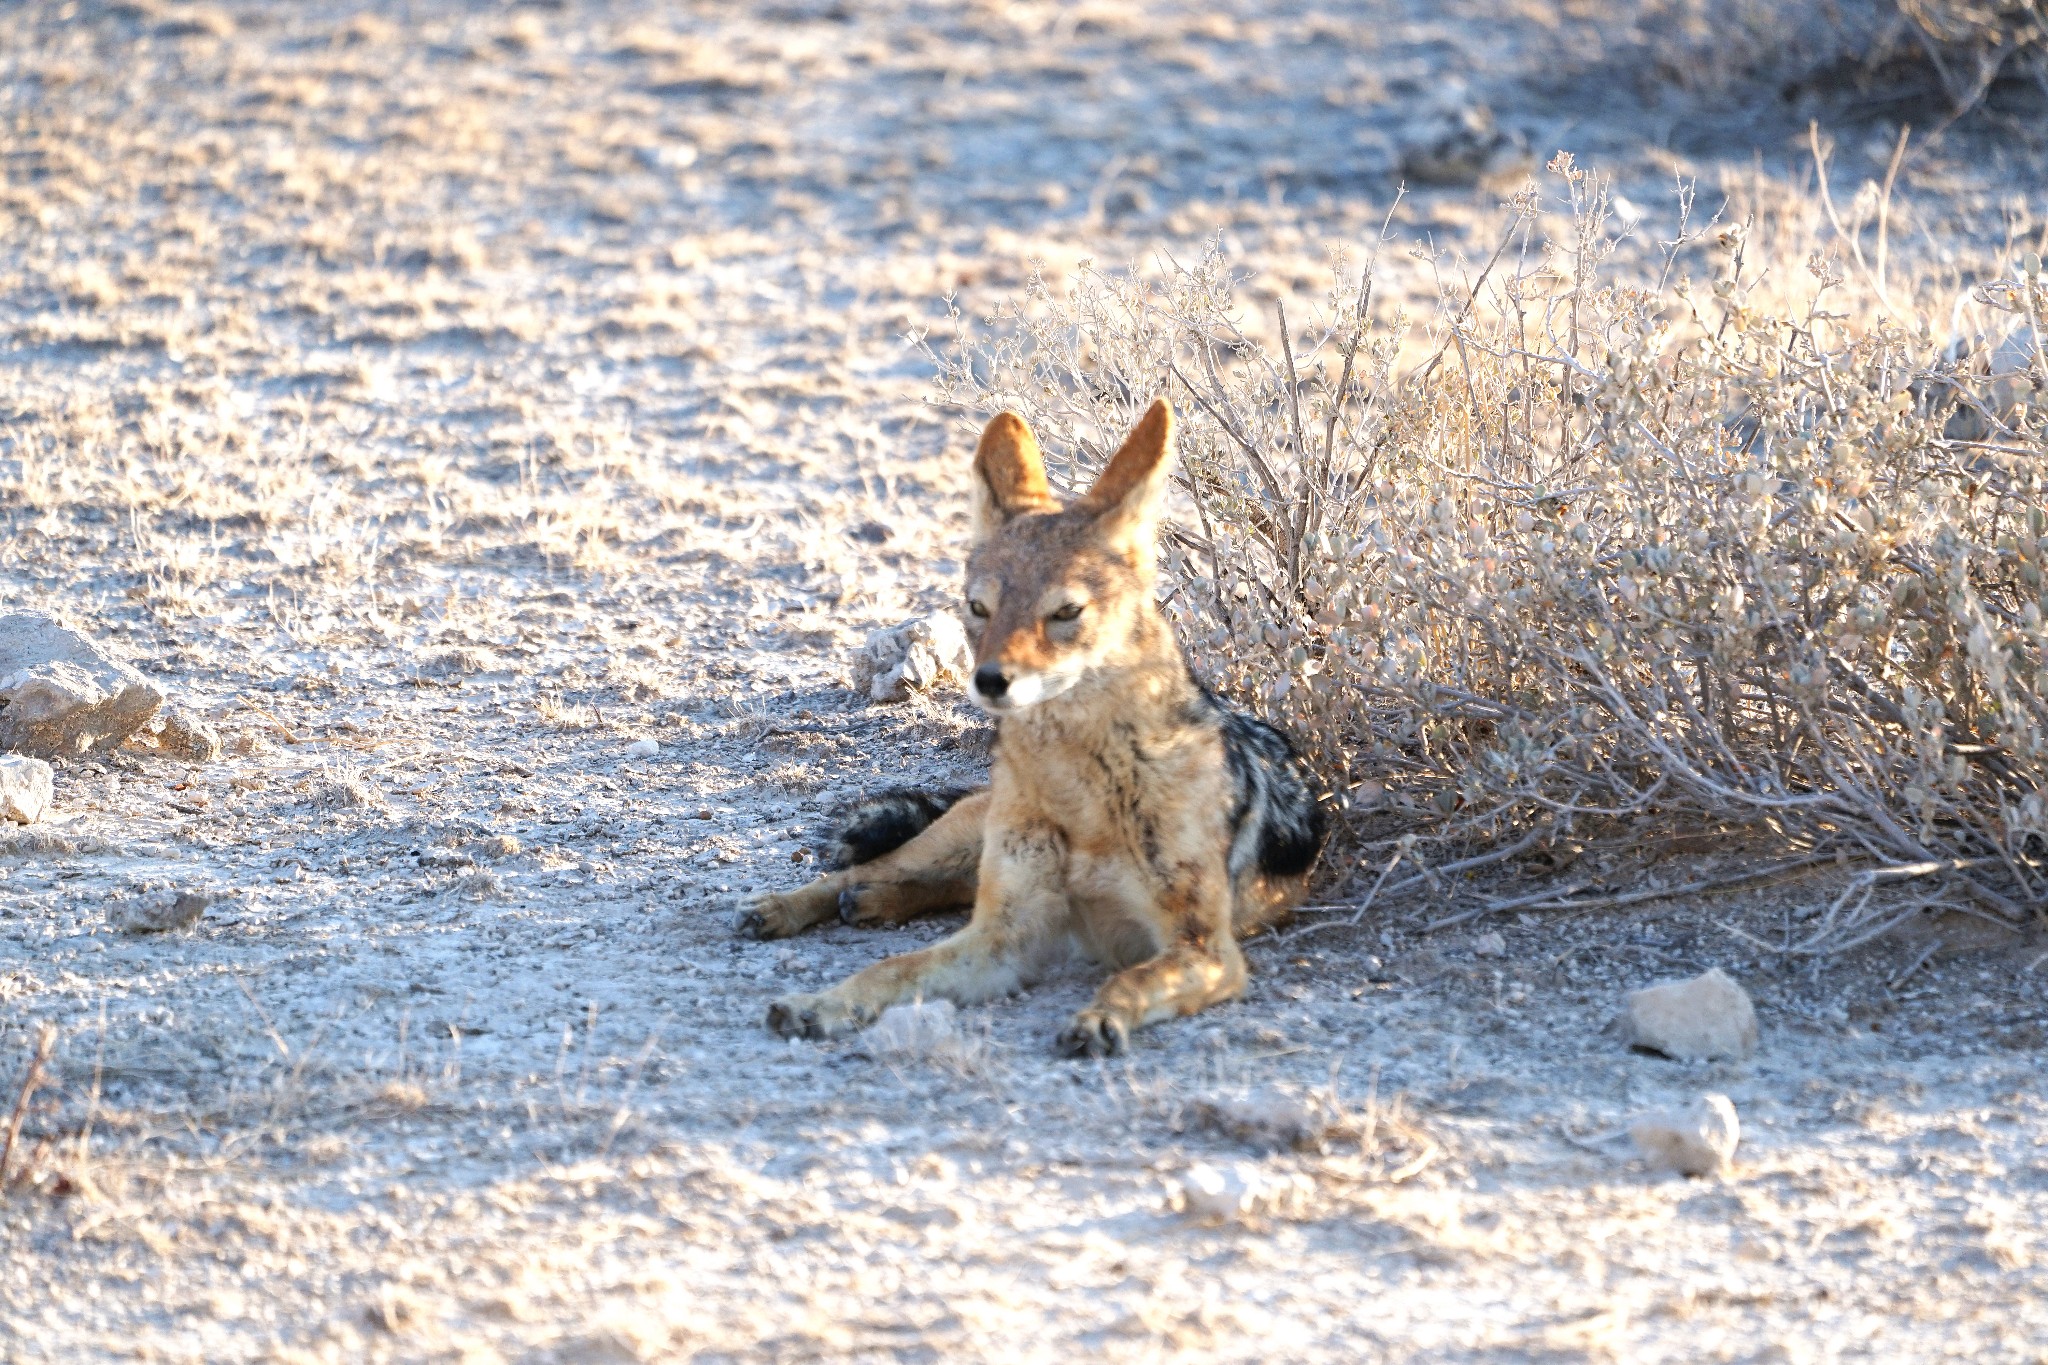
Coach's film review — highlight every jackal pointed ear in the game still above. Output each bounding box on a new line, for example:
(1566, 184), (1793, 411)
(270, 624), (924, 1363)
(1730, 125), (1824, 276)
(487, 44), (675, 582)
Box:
(1081, 398), (1175, 565)
(971, 411), (1055, 542)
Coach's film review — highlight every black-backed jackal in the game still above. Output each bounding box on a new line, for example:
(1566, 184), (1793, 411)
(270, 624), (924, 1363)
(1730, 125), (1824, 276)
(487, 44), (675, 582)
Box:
(738, 399), (1327, 1056)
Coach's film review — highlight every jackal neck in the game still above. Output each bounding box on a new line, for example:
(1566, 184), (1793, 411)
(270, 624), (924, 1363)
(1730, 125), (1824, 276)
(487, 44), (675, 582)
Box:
(995, 634), (1200, 752)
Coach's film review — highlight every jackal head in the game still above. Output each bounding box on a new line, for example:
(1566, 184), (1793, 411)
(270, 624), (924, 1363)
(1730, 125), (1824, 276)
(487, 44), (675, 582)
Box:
(961, 398), (1177, 714)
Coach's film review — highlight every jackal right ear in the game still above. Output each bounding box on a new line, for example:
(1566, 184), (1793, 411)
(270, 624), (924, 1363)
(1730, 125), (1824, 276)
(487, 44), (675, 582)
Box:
(1078, 398), (1175, 568)
(970, 411), (1054, 542)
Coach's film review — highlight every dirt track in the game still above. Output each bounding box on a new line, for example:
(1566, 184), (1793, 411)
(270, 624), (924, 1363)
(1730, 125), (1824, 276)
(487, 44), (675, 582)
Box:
(3, 3), (2047, 1360)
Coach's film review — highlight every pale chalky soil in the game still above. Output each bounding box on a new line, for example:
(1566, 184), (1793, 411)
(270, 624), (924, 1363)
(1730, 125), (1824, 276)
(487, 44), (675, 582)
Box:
(3, 3), (2047, 1361)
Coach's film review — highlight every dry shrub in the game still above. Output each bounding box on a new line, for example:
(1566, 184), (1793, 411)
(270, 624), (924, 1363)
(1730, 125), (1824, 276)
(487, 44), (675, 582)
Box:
(305, 762), (389, 812)
(1583, 0), (2048, 112)
(1886, 0), (2048, 109)
(924, 156), (2047, 947)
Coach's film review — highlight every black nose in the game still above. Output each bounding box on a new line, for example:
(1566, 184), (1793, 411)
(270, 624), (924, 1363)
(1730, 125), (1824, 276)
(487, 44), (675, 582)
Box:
(973, 663), (1010, 699)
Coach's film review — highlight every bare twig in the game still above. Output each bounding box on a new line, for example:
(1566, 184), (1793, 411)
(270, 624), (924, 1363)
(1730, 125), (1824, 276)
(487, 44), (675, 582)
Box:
(2, 1025), (57, 1189)
(1809, 122), (1908, 321)
(1279, 847), (1406, 942)
(1422, 879), (1598, 934)
(1874, 124), (1910, 310)
(1423, 855), (1839, 933)
(1887, 936), (1942, 991)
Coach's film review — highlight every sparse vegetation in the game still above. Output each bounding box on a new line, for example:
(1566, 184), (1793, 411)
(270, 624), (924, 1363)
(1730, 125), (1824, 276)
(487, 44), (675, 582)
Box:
(4, 0), (2047, 1358)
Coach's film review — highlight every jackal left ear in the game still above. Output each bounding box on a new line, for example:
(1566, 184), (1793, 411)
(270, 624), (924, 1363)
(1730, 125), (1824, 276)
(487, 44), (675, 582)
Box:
(1081, 398), (1175, 564)
(971, 411), (1056, 543)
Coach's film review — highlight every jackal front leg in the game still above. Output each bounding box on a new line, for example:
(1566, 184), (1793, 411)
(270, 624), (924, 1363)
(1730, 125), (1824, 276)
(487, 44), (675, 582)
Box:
(1058, 879), (1245, 1058)
(736, 792), (987, 939)
(766, 826), (1066, 1040)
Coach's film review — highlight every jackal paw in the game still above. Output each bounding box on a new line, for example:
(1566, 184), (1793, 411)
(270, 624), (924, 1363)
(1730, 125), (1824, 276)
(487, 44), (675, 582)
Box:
(766, 992), (869, 1040)
(734, 892), (804, 940)
(1056, 1009), (1129, 1059)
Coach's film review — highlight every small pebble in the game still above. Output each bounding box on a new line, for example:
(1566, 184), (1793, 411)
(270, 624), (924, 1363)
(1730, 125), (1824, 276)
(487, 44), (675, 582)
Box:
(1171, 1162), (1312, 1221)
(868, 999), (963, 1059)
(116, 890), (216, 934)
(623, 737), (659, 759)
(1632, 1093), (1741, 1177)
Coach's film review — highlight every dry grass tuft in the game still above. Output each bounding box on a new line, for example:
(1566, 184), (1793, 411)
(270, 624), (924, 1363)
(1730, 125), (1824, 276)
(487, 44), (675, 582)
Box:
(453, 869), (512, 901)
(305, 763), (389, 812)
(929, 156), (2047, 948)
(0, 830), (119, 858)
(1175, 1080), (1444, 1179)
(536, 694), (602, 731)
(370, 1080), (432, 1114)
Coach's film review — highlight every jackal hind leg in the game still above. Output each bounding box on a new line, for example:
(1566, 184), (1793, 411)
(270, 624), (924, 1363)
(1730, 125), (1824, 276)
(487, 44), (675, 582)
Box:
(736, 791), (988, 940)
(1231, 869), (1313, 938)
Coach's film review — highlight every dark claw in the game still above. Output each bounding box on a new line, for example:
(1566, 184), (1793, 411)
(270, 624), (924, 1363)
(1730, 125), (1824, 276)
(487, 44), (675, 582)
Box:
(1054, 1027), (1095, 1058)
(766, 1000), (817, 1039)
(837, 888), (860, 924)
(734, 906), (768, 939)
(1100, 1019), (1128, 1057)
(1057, 1014), (1128, 1059)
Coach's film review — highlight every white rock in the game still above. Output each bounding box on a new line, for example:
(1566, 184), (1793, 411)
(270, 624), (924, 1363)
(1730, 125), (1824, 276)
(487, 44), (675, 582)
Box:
(1623, 967), (1759, 1061)
(622, 737), (660, 759)
(0, 754), (54, 824)
(868, 999), (968, 1061)
(1171, 1162), (1312, 1221)
(0, 612), (165, 759)
(852, 612), (973, 703)
(1473, 930), (1507, 958)
(1632, 1093), (1741, 1177)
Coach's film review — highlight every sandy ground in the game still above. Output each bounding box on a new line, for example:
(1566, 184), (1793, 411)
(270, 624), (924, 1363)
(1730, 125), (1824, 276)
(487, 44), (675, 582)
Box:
(3, 2), (2047, 1361)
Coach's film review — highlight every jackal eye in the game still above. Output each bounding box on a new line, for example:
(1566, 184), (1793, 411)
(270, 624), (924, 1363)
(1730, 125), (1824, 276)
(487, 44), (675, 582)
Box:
(1048, 603), (1083, 622)
(967, 599), (990, 619)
